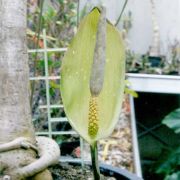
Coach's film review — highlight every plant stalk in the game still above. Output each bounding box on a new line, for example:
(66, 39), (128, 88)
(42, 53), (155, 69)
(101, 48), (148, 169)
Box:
(30, 0), (44, 107)
(115, 0), (128, 26)
(90, 141), (101, 180)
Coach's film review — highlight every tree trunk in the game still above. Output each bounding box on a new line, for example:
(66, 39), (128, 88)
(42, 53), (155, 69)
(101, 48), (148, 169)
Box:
(0, 1), (60, 179)
(0, 0), (37, 178)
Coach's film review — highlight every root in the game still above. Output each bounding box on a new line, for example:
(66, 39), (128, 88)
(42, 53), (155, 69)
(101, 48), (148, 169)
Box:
(15, 136), (60, 178)
(0, 136), (60, 179)
(32, 169), (53, 180)
(0, 137), (37, 153)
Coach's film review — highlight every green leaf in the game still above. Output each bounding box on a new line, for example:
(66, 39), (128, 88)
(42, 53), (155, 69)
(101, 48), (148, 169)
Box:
(60, 8), (125, 144)
(124, 87), (138, 98)
(165, 171), (180, 180)
(156, 147), (180, 175)
(162, 108), (180, 134)
(50, 81), (60, 89)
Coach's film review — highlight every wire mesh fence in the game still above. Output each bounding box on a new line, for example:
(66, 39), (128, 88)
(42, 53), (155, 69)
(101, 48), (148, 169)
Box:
(28, 29), (85, 164)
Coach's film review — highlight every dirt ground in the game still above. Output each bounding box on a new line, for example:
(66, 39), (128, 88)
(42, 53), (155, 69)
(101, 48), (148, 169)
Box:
(49, 163), (116, 180)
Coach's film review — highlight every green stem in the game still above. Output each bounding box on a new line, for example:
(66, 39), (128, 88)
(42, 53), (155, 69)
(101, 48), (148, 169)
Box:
(115, 0), (128, 26)
(90, 141), (101, 180)
(77, 0), (80, 27)
(30, 0), (44, 107)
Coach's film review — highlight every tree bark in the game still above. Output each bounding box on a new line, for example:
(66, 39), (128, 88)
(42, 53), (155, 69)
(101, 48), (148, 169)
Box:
(0, 0), (37, 178)
(0, 1), (60, 179)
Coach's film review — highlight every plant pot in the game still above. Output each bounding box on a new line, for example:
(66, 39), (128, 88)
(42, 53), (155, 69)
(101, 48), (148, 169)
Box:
(99, 163), (142, 180)
(50, 161), (143, 180)
(148, 56), (162, 67)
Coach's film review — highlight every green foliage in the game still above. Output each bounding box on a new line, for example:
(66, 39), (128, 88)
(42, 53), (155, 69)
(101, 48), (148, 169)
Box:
(28, 0), (77, 108)
(124, 80), (138, 98)
(54, 135), (68, 145)
(155, 147), (180, 176)
(154, 108), (180, 179)
(126, 45), (180, 75)
(164, 172), (180, 180)
(164, 40), (180, 75)
(162, 108), (180, 134)
(27, 0), (77, 48)
(126, 51), (164, 74)
(124, 87), (138, 98)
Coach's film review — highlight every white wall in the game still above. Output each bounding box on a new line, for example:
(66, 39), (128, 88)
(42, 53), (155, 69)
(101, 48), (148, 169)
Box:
(80, 0), (180, 55)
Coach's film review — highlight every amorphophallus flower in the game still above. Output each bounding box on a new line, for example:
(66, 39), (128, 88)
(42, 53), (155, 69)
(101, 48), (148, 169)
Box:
(61, 6), (125, 179)
(60, 7), (125, 145)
